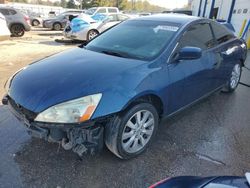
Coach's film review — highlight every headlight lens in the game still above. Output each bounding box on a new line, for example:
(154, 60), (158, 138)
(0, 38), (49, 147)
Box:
(35, 93), (102, 123)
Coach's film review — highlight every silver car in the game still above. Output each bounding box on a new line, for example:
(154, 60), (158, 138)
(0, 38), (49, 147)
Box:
(63, 13), (130, 41)
(0, 7), (31, 37)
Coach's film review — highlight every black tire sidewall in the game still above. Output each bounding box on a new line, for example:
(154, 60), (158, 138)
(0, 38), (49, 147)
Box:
(32, 20), (39, 26)
(53, 23), (61, 30)
(106, 103), (159, 159)
(87, 30), (98, 41)
(10, 24), (24, 37)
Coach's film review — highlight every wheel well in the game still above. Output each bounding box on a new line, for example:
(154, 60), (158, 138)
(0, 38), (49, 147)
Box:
(33, 19), (40, 23)
(124, 94), (164, 116)
(10, 23), (24, 29)
(53, 22), (62, 26)
(88, 29), (99, 34)
(239, 58), (245, 67)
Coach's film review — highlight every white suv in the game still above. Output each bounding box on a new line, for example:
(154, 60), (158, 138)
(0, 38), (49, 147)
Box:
(85, 7), (119, 16)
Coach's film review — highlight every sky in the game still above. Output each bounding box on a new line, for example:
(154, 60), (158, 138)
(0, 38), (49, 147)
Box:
(147, 0), (188, 9)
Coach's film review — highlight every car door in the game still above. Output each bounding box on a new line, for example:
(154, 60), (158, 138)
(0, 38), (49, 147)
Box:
(167, 22), (218, 114)
(209, 21), (239, 87)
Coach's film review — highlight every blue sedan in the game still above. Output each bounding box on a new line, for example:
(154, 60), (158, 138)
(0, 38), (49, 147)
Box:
(2, 14), (247, 159)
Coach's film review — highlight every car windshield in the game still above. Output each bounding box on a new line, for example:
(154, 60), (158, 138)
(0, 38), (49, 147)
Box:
(86, 8), (97, 15)
(86, 20), (180, 60)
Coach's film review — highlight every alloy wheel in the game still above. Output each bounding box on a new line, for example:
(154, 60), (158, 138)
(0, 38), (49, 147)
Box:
(230, 64), (241, 89)
(121, 110), (155, 153)
(88, 30), (98, 40)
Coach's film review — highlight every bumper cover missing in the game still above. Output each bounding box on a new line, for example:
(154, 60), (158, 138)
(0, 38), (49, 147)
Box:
(3, 95), (104, 157)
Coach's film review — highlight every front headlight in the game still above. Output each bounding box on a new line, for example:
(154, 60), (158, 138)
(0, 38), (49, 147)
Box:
(35, 93), (102, 123)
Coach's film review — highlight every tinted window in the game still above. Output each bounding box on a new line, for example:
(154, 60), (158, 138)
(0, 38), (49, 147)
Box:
(243, 9), (248, 13)
(86, 20), (179, 60)
(9, 9), (17, 15)
(210, 21), (235, 44)
(179, 23), (215, 50)
(0, 9), (10, 15)
(108, 8), (118, 13)
(97, 8), (106, 14)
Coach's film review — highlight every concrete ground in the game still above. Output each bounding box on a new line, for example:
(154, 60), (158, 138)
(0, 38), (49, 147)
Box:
(0, 29), (250, 188)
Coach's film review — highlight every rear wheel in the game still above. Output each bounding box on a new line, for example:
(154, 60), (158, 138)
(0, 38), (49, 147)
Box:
(53, 23), (62, 31)
(10, 24), (25, 37)
(222, 63), (242, 93)
(32, 19), (40, 26)
(87, 30), (99, 41)
(105, 103), (159, 159)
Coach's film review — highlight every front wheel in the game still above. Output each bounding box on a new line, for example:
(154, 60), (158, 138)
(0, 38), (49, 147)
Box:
(105, 103), (159, 159)
(222, 63), (242, 93)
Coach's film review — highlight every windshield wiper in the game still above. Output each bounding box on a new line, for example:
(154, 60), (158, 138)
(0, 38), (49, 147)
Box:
(101, 50), (130, 58)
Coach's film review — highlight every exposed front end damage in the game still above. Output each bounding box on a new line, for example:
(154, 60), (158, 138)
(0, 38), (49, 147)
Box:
(3, 95), (105, 157)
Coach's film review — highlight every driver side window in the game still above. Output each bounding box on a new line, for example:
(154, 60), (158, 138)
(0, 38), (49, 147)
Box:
(179, 23), (216, 50)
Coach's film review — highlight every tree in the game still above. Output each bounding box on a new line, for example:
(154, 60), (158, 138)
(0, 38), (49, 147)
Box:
(61, 0), (67, 8)
(67, 0), (77, 9)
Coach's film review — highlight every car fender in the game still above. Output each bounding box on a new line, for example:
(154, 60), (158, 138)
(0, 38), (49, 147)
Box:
(92, 65), (168, 119)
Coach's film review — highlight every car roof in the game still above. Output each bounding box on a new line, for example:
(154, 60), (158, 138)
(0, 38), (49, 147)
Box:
(133, 14), (201, 25)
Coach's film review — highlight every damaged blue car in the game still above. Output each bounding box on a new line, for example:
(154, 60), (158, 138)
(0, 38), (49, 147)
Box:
(2, 14), (247, 159)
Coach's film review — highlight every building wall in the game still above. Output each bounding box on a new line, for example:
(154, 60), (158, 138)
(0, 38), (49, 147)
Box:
(191, 0), (250, 37)
(191, 0), (200, 16)
(231, 0), (250, 35)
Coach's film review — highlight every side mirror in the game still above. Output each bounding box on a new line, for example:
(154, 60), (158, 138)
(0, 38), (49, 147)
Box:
(177, 47), (202, 60)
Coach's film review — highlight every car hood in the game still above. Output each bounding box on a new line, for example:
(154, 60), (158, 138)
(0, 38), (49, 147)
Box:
(9, 48), (146, 113)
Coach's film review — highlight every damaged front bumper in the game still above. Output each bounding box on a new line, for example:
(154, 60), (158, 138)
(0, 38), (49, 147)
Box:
(2, 95), (104, 157)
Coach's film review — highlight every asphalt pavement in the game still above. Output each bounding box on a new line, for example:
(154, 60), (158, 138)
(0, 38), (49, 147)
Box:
(0, 53), (249, 188)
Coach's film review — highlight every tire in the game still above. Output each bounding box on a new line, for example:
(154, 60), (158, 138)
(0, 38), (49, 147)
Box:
(222, 63), (242, 93)
(87, 30), (99, 41)
(53, 23), (62, 31)
(32, 19), (40, 26)
(10, 24), (25, 37)
(105, 103), (159, 159)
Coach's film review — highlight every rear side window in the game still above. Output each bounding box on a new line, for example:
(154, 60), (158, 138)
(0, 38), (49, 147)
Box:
(0, 9), (10, 15)
(210, 22), (235, 44)
(179, 23), (216, 50)
(118, 14), (129, 21)
(97, 8), (106, 14)
(107, 14), (118, 22)
(108, 8), (118, 13)
(9, 9), (17, 15)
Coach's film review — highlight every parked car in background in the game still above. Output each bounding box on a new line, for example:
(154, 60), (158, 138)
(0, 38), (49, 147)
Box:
(150, 174), (250, 188)
(0, 12), (10, 41)
(43, 11), (82, 30)
(2, 14), (247, 159)
(29, 13), (46, 26)
(0, 7), (31, 37)
(163, 10), (192, 15)
(85, 7), (119, 16)
(63, 13), (130, 41)
(139, 12), (152, 16)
